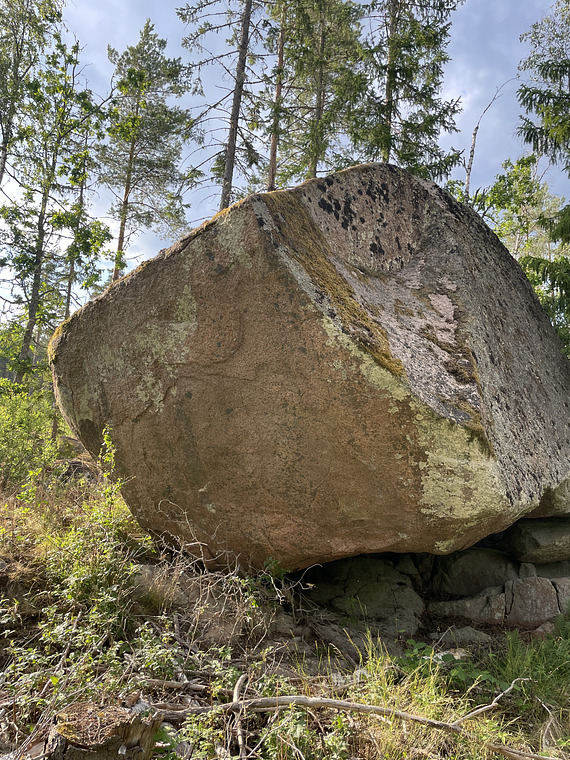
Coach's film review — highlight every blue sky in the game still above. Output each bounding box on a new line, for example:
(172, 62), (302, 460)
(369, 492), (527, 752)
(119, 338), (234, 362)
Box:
(62, 0), (565, 263)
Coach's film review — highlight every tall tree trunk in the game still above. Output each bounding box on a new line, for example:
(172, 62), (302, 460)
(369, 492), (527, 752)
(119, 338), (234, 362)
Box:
(382, 0), (400, 164)
(267, 7), (286, 191)
(65, 257), (76, 320)
(65, 154), (86, 316)
(0, 108), (15, 188)
(0, 50), (24, 188)
(113, 119), (137, 281)
(15, 203), (48, 384)
(308, 7), (326, 179)
(219, 0), (253, 211)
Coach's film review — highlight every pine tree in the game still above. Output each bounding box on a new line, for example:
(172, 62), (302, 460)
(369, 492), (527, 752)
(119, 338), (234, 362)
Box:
(177, 0), (267, 210)
(98, 21), (196, 280)
(1, 37), (109, 381)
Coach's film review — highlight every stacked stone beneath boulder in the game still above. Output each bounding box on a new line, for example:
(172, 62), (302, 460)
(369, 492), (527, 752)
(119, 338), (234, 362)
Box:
(49, 163), (570, 571)
(502, 518), (570, 563)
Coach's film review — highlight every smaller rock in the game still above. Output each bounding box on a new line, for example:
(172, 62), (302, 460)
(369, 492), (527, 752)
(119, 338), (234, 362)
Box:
(518, 563), (537, 578)
(502, 518), (570, 563)
(530, 621), (556, 640)
(504, 577), (560, 628)
(431, 549), (518, 598)
(429, 588), (506, 626)
(430, 576), (563, 629)
(535, 560), (570, 579)
(394, 555), (420, 579)
(552, 577), (570, 615)
(302, 556), (424, 637)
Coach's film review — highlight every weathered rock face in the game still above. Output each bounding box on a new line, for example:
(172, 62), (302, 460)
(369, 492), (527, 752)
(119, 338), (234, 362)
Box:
(49, 163), (570, 570)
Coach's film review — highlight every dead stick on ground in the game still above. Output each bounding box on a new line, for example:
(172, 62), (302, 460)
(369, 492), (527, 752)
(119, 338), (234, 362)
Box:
(155, 694), (566, 760)
(452, 678), (531, 726)
(232, 674), (249, 760)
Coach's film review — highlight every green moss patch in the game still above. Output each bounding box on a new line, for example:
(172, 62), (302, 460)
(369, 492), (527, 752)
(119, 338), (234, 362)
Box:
(263, 192), (405, 378)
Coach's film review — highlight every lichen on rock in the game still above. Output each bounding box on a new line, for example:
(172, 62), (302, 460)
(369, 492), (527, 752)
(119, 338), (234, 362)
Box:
(49, 163), (570, 571)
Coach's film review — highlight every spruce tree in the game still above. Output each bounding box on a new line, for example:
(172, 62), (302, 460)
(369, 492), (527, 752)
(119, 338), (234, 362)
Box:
(346, 0), (462, 180)
(518, 0), (570, 245)
(272, 0), (363, 183)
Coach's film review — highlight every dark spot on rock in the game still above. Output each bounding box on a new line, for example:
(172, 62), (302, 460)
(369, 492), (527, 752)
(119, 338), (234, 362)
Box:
(326, 176), (334, 186)
(185, 391), (193, 399)
(319, 198), (334, 214)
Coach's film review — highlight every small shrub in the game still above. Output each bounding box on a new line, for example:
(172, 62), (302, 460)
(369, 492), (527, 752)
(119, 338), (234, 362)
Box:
(0, 380), (58, 489)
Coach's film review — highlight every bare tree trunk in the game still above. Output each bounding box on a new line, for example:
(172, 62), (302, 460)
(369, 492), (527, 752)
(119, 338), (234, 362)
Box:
(463, 124), (478, 203)
(14, 192), (49, 384)
(464, 83), (511, 203)
(267, 9), (286, 191)
(308, 8), (326, 179)
(41, 703), (162, 760)
(382, 0), (400, 164)
(219, 0), (253, 211)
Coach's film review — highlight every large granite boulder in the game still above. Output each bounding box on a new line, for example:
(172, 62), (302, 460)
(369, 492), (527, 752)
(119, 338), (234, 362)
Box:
(48, 163), (570, 570)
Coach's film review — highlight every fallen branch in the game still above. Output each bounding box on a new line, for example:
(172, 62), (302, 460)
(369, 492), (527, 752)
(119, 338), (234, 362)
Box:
(452, 679), (531, 726)
(142, 678), (233, 697)
(153, 694), (565, 760)
(232, 674), (248, 760)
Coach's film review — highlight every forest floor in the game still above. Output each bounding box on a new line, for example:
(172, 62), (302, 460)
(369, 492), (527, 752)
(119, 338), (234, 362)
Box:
(1, 476), (570, 760)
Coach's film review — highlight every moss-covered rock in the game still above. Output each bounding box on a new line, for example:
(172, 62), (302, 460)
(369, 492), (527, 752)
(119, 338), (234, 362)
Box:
(49, 164), (570, 570)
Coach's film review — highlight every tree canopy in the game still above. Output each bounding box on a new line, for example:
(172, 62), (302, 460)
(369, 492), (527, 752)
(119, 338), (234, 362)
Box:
(0, 0), (569, 381)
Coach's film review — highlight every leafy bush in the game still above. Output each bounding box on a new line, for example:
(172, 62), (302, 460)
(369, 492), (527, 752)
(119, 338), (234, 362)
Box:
(0, 379), (58, 489)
